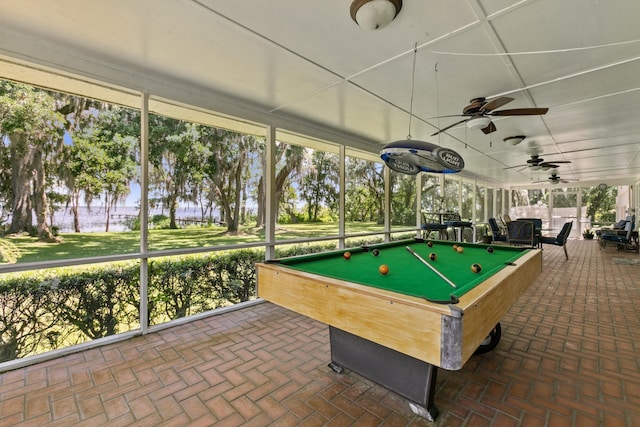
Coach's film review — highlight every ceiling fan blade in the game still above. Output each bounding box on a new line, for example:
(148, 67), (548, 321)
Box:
(430, 118), (469, 136)
(490, 107), (549, 116)
(481, 121), (497, 134)
(479, 96), (513, 113)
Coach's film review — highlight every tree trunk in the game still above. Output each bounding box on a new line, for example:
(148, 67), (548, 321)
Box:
(168, 192), (178, 229)
(255, 176), (265, 227)
(8, 134), (33, 234)
(72, 189), (81, 232)
(240, 184), (247, 225)
(104, 194), (112, 232)
(31, 148), (56, 242)
(229, 150), (245, 234)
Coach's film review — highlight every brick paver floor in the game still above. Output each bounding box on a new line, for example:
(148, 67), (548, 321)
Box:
(1, 240), (639, 426)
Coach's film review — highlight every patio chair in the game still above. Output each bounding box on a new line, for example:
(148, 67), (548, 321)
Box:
(596, 215), (632, 240)
(600, 216), (638, 253)
(540, 221), (573, 260)
(506, 220), (536, 248)
(517, 218), (542, 247)
(488, 218), (508, 243)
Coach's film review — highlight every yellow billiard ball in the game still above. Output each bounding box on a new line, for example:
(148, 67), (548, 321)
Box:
(379, 264), (389, 275)
(456, 246), (464, 253)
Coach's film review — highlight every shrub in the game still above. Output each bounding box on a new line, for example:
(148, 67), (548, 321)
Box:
(0, 249), (267, 361)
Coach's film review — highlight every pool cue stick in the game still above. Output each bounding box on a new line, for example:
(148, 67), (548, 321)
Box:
(405, 246), (457, 289)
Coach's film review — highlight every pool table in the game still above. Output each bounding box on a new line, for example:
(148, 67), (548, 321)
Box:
(257, 238), (542, 420)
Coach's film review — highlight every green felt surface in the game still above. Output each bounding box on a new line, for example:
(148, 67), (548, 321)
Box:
(276, 239), (530, 302)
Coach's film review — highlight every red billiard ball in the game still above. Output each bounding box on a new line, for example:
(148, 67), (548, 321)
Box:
(372, 249), (380, 256)
(456, 246), (464, 253)
(487, 246), (495, 253)
(343, 251), (351, 260)
(429, 252), (437, 261)
(471, 263), (482, 273)
(427, 241), (433, 247)
(379, 264), (389, 275)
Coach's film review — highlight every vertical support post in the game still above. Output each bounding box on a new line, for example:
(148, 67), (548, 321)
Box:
(139, 92), (149, 334)
(264, 126), (276, 260)
(339, 145), (346, 249)
(384, 166), (391, 242)
(416, 173), (423, 239)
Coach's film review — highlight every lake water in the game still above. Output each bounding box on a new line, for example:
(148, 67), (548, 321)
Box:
(52, 205), (218, 233)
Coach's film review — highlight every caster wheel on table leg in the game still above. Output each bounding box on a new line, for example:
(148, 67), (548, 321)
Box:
(474, 323), (502, 355)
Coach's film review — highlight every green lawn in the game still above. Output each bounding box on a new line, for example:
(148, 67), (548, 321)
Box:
(3, 222), (390, 264)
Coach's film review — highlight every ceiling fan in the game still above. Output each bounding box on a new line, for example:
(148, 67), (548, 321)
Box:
(534, 172), (577, 185)
(430, 96), (549, 136)
(504, 154), (571, 171)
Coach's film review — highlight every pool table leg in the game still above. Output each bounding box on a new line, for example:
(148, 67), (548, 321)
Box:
(328, 326), (439, 421)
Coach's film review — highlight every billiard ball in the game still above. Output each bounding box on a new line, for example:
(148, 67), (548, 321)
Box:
(343, 251), (351, 260)
(372, 249), (380, 257)
(379, 264), (389, 275)
(427, 241), (433, 247)
(487, 246), (494, 253)
(429, 252), (437, 261)
(471, 263), (482, 273)
(452, 244), (459, 251)
(456, 246), (464, 253)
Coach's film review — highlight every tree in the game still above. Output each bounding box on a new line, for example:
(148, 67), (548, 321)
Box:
(390, 171), (416, 225)
(64, 108), (137, 232)
(0, 81), (65, 241)
(203, 129), (260, 233)
(56, 97), (137, 232)
(255, 142), (306, 227)
(300, 150), (338, 222)
(344, 158), (384, 223)
(583, 186), (617, 223)
(148, 115), (205, 229)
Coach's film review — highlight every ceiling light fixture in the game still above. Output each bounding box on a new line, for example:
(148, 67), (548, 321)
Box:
(350, 0), (402, 30)
(466, 116), (491, 130)
(503, 135), (526, 146)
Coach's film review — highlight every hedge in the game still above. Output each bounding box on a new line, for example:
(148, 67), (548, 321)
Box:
(0, 241), (349, 363)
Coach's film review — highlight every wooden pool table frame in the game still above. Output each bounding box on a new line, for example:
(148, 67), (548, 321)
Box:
(256, 245), (542, 419)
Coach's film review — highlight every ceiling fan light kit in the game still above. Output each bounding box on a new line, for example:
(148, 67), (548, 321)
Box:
(350, 0), (402, 30)
(504, 135), (526, 146)
(466, 116), (492, 130)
